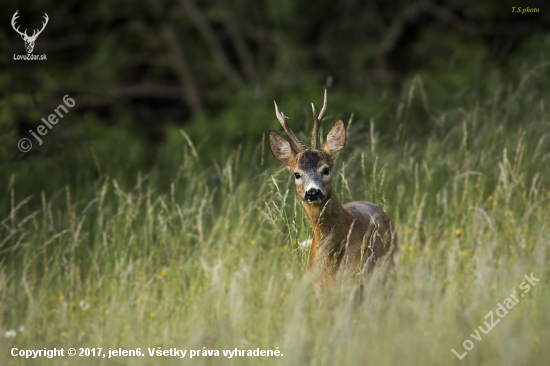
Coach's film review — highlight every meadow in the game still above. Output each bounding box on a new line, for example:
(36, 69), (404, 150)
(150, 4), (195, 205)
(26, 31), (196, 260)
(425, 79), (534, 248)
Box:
(1, 69), (549, 365)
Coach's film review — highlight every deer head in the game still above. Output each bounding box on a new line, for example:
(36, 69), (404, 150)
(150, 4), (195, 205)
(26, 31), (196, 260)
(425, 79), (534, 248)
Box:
(12, 11), (49, 54)
(269, 90), (346, 205)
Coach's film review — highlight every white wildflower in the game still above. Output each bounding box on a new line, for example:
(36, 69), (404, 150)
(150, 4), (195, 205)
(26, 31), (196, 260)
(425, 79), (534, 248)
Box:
(286, 271), (294, 281)
(79, 300), (89, 310)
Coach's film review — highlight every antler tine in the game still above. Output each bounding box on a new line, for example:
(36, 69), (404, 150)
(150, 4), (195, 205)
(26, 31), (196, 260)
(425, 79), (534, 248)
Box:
(11, 11), (27, 37)
(310, 89), (327, 149)
(318, 88), (328, 121)
(11, 10), (19, 27)
(34, 13), (49, 38)
(274, 101), (306, 151)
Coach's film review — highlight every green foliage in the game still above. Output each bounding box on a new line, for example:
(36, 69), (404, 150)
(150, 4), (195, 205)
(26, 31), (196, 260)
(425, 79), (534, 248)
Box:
(1, 2), (549, 363)
(2, 0), (549, 169)
(1, 68), (549, 365)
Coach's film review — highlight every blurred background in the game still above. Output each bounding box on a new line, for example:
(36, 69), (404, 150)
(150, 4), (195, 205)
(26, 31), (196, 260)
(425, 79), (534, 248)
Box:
(0, 0), (549, 197)
(2, 2), (550, 361)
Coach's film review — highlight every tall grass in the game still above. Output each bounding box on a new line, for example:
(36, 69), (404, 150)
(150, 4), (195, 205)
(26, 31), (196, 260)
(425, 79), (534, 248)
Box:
(1, 71), (549, 365)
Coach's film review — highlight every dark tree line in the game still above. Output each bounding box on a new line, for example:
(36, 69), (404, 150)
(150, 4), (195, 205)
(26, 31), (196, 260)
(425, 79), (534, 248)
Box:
(0, 0), (548, 163)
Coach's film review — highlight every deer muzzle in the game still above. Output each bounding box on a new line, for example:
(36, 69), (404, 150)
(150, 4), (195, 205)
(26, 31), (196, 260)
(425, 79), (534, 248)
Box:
(305, 188), (324, 203)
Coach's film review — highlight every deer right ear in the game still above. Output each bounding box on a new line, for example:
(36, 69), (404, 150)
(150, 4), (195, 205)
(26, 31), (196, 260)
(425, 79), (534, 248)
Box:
(322, 120), (346, 159)
(269, 130), (296, 167)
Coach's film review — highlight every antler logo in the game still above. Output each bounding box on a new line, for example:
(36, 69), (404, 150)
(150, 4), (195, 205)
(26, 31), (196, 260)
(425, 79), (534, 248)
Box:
(11, 10), (49, 54)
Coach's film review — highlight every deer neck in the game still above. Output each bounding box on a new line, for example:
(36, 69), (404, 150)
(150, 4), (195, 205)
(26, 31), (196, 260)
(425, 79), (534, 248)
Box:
(304, 191), (353, 269)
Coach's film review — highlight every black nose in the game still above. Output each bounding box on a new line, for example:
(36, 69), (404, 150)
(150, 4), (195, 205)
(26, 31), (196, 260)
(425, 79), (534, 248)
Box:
(305, 188), (323, 202)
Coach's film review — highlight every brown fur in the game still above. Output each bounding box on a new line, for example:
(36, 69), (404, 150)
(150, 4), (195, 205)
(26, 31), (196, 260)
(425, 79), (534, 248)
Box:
(269, 98), (397, 285)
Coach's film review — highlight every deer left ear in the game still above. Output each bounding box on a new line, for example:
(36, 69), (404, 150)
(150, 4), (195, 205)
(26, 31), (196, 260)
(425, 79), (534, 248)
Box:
(322, 120), (346, 159)
(269, 130), (296, 167)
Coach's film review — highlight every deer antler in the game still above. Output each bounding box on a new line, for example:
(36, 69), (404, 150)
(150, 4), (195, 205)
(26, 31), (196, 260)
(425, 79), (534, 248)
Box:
(11, 11), (28, 38)
(310, 89), (327, 149)
(274, 101), (306, 151)
(11, 11), (48, 40)
(31, 13), (49, 39)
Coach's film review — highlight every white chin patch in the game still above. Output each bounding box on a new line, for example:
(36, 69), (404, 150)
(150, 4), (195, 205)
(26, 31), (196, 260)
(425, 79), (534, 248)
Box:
(305, 197), (323, 204)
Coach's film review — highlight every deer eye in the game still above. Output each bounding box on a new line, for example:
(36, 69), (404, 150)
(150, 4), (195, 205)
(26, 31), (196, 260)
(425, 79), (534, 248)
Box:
(322, 168), (330, 176)
(294, 172), (301, 180)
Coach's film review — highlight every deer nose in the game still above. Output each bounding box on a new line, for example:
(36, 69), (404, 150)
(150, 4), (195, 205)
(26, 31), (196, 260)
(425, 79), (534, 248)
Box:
(305, 188), (324, 202)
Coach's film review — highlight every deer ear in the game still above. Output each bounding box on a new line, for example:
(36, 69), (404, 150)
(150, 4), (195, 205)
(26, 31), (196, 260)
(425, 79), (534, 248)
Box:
(322, 120), (346, 159)
(269, 130), (296, 167)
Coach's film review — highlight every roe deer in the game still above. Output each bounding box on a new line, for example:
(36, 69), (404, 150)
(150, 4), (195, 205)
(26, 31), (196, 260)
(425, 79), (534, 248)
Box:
(268, 90), (397, 285)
